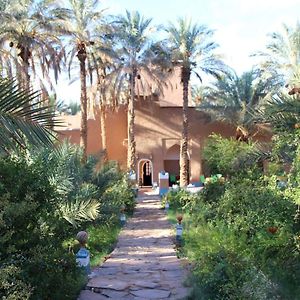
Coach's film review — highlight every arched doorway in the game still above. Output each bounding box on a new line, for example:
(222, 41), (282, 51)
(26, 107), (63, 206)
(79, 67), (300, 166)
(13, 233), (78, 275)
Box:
(138, 159), (153, 187)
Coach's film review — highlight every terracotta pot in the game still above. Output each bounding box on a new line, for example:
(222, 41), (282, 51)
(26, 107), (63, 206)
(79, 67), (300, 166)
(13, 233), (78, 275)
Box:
(177, 215), (183, 223)
(267, 226), (278, 234)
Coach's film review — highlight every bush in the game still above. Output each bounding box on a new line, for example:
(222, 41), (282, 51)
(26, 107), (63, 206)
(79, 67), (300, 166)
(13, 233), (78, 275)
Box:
(0, 156), (85, 299)
(0, 264), (32, 300)
(217, 177), (295, 236)
(202, 134), (256, 176)
(0, 142), (135, 299)
(164, 189), (197, 210)
(166, 171), (300, 298)
(86, 224), (120, 266)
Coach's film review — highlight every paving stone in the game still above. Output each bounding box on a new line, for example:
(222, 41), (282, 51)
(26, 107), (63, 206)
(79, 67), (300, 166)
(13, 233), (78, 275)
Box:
(160, 263), (181, 271)
(77, 290), (108, 300)
(87, 278), (130, 291)
(91, 267), (121, 276)
(147, 274), (162, 283)
(132, 280), (160, 289)
(123, 269), (142, 274)
(162, 270), (183, 279)
(130, 289), (171, 299)
(101, 289), (130, 298)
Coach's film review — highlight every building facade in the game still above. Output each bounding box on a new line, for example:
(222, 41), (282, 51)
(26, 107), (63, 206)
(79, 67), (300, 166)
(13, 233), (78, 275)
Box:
(58, 70), (271, 186)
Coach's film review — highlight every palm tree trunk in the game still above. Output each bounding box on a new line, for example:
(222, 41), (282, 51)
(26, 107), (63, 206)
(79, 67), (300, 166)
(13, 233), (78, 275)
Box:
(78, 47), (88, 164)
(19, 45), (31, 91)
(23, 61), (30, 92)
(127, 71), (137, 171)
(19, 46), (31, 118)
(97, 68), (108, 163)
(100, 105), (108, 162)
(180, 67), (190, 187)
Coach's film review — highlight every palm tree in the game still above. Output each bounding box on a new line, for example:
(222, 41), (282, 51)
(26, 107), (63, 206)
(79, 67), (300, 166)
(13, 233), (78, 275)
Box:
(0, 0), (63, 91)
(0, 76), (58, 153)
(256, 23), (300, 90)
(262, 92), (300, 132)
(199, 69), (280, 141)
(88, 65), (114, 163)
(62, 0), (105, 163)
(110, 10), (165, 171)
(165, 18), (227, 187)
(90, 25), (119, 163)
(95, 64), (127, 163)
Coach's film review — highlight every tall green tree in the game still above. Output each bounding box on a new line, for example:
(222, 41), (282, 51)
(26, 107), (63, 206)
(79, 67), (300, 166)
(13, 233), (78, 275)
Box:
(165, 18), (226, 186)
(0, 0), (64, 91)
(110, 10), (165, 171)
(63, 0), (105, 163)
(256, 23), (300, 89)
(199, 69), (280, 142)
(91, 25), (118, 163)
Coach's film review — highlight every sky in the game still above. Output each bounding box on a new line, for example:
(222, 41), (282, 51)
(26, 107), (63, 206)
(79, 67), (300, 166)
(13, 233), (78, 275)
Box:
(56, 0), (300, 103)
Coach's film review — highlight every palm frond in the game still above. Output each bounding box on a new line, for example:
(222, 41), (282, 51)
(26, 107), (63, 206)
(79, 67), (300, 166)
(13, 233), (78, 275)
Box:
(0, 77), (59, 152)
(258, 92), (300, 131)
(59, 198), (100, 227)
(254, 22), (300, 85)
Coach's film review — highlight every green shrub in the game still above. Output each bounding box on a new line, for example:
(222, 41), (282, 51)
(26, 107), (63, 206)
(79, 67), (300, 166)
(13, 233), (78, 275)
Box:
(217, 177), (295, 236)
(0, 156), (85, 299)
(166, 171), (300, 298)
(0, 264), (33, 300)
(199, 181), (226, 204)
(87, 224), (120, 266)
(0, 142), (135, 299)
(100, 175), (135, 220)
(92, 161), (123, 192)
(164, 189), (197, 210)
(186, 223), (280, 300)
(202, 134), (256, 176)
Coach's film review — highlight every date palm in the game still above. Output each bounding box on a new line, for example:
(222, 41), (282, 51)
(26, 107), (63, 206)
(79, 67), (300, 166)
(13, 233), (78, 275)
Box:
(0, 0), (64, 91)
(199, 69), (280, 141)
(165, 18), (227, 186)
(110, 10), (165, 171)
(262, 92), (300, 132)
(89, 23), (120, 163)
(62, 0), (105, 163)
(89, 63), (118, 163)
(256, 23), (300, 89)
(96, 64), (128, 163)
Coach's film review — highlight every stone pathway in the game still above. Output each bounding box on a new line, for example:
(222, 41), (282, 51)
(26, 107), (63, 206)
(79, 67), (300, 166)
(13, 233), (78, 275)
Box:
(78, 193), (190, 300)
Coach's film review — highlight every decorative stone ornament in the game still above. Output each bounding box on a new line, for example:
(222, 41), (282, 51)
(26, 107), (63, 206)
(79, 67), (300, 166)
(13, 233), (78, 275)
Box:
(76, 231), (90, 274)
(165, 201), (170, 211)
(120, 213), (126, 226)
(120, 205), (126, 226)
(175, 215), (183, 245)
(128, 170), (136, 180)
(76, 231), (88, 245)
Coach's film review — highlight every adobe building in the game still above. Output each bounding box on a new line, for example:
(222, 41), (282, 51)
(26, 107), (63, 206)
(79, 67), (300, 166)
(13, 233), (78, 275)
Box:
(57, 70), (271, 187)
